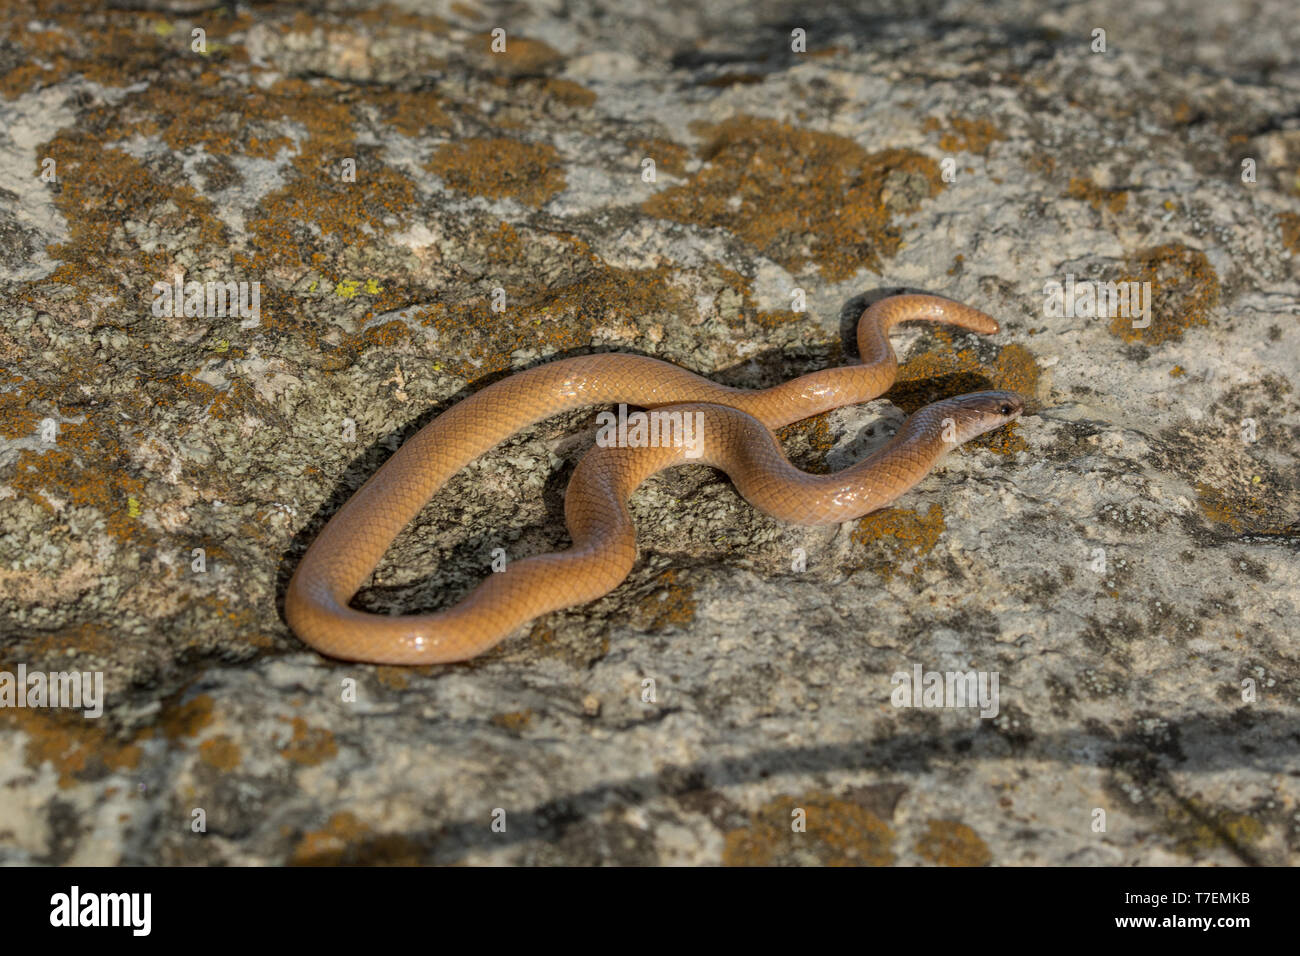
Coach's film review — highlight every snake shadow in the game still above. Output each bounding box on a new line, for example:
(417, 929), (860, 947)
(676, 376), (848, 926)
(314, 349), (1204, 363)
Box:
(272, 287), (1005, 645)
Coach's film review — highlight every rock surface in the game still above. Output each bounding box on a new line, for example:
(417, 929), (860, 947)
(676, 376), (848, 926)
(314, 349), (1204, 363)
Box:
(0, 0), (1297, 865)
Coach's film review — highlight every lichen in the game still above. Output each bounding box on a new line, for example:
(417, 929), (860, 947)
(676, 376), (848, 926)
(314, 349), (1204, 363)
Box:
(633, 569), (697, 630)
(1164, 798), (1265, 857)
(1194, 481), (1286, 534)
(290, 811), (424, 866)
(631, 137), (689, 177)
(1, 708), (145, 788)
(723, 790), (896, 866)
(1107, 244), (1220, 345)
(278, 716), (338, 766)
(427, 138), (566, 207)
(198, 735), (242, 771)
(914, 818), (993, 866)
(924, 115), (1008, 155)
(849, 504), (946, 579)
(491, 710), (534, 732)
(643, 116), (944, 279)
(1065, 176), (1129, 214)
(1278, 211), (1300, 254)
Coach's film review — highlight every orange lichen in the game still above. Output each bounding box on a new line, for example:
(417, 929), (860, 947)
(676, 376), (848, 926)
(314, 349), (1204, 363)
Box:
(525, 621), (611, 663)
(1165, 798), (1265, 857)
(292, 812), (369, 865)
(631, 137), (689, 177)
(9, 437), (150, 546)
(892, 337), (987, 400)
(1025, 153), (1056, 178)
(1065, 176), (1129, 214)
(391, 229), (689, 378)
(352, 4), (450, 34)
(114, 84), (294, 160)
(451, 3), (484, 21)
(21, 622), (116, 660)
(373, 666), (411, 690)
(20, 60), (441, 342)
(1194, 481), (1286, 534)
(527, 623), (559, 650)
(1107, 244), (1220, 345)
(751, 308), (813, 332)
(29, 126), (228, 314)
(0, 6), (248, 100)
(533, 77), (597, 108)
(352, 88), (452, 138)
(203, 379), (257, 422)
(474, 33), (563, 75)
(643, 116), (944, 279)
(634, 569), (697, 630)
(427, 138), (566, 206)
(2, 708), (145, 789)
(0, 390), (42, 440)
(291, 811), (423, 866)
(914, 819), (992, 866)
(924, 115), (1007, 156)
(278, 717), (339, 766)
(198, 735), (242, 771)
(989, 343), (1040, 397)
(1278, 212), (1300, 254)
(161, 694), (216, 740)
(776, 413), (836, 473)
(247, 144), (418, 269)
(976, 418), (1029, 456)
(723, 790), (896, 866)
(491, 710), (534, 731)
(849, 504), (946, 579)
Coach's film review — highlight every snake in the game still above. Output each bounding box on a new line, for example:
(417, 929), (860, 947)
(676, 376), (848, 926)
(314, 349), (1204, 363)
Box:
(285, 294), (1024, 664)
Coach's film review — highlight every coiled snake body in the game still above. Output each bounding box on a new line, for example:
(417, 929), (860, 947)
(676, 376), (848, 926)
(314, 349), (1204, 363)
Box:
(286, 294), (1023, 664)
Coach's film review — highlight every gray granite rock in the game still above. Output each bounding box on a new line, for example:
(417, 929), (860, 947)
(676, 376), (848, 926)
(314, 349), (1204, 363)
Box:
(0, 0), (1296, 865)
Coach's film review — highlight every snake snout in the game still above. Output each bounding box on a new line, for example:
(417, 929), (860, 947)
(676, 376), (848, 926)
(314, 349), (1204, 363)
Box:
(941, 389), (1025, 444)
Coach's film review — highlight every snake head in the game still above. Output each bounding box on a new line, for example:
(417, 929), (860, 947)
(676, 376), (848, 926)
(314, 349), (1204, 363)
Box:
(937, 390), (1025, 445)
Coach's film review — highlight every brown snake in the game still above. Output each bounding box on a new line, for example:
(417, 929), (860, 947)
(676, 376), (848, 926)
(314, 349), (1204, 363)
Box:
(285, 294), (1024, 664)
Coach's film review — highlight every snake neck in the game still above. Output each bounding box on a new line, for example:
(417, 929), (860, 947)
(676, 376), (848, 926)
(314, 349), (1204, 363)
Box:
(855, 321), (900, 383)
(892, 403), (959, 456)
(853, 294), (1001, 386)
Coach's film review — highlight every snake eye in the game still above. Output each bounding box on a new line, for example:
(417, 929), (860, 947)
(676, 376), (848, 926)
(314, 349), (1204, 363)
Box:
(999, 403), (1013, 415)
